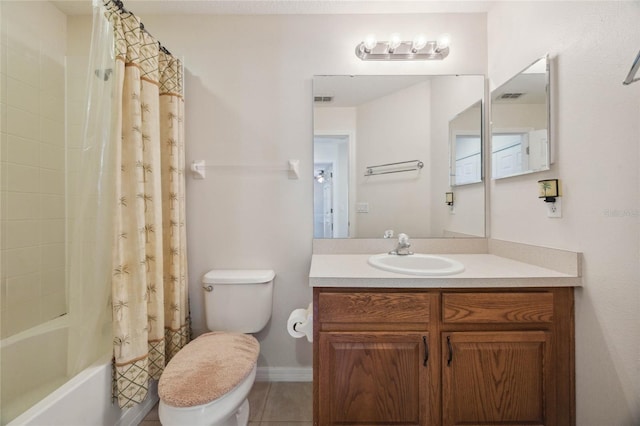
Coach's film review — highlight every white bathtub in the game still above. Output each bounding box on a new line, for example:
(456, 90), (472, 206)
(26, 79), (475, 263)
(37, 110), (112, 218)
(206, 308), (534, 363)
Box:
(2, 318), (157, 426)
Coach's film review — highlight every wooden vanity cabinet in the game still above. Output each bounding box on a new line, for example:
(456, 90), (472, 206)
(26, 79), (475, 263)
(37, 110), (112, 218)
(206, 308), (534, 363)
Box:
(315, 291), (437, 425)
(313, 287), (575, 426)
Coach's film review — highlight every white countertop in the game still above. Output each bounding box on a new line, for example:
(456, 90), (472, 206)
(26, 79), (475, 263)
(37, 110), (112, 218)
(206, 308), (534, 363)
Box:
(309, 254), (582, 288)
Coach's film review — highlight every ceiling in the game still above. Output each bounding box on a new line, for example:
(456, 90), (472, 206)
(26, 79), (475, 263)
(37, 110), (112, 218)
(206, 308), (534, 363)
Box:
(52, 0), (495, 16)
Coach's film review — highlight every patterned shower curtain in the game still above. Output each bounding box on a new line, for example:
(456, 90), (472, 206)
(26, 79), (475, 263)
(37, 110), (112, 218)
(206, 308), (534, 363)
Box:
(103, 0), (190, 408)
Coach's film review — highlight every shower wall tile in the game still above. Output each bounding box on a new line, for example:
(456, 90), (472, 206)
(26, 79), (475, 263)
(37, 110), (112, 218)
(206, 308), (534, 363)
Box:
(1, 130), (7, 166)
(66, 99), (84, 126)
(41, 271), (66, 321)
(7, 106), (40, 140)
(40, 195), (65, 219)
(7, 163), (39, 193)
(6, 192), (39, 220)
(8, 163), (40, 194)
(0, 189), (6, 221)
(0, 23), (5, 54)
(1, 70), (7, 104)
(0, 274), (6, 308)
(40, 55), (65, 90)
(7, 76), (39, 115)
(41, 267), (64, 294)
(4, 298), (41, 336)
(40, 244), (64, 271)
(6, 46), (39, 88)
(0, 101), (6, 138)
(7, 135), (39, 167)
(40, 219), (65, 244)
(0, 217), (6, 252)
(5, 272), (40, 305)
(67, 148), (81, 173)
(66, 71), (87, 103)
(4, 246), (40, 277)
(40, 144), (64, 171)
(40, 169), (64, 194)
(0, 308), (8, 337)
(0, 237), (5, 279)
(67, 123), (83, 149)
(1, 0), (67, 339)
(41, 290), (66, 321)
(5, 219), (39, 248)
(40, 116), (65, 146)
(40, 92), (64, 121)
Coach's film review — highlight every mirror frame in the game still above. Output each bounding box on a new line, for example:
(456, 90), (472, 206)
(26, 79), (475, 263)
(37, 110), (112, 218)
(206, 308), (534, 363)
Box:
(490, 55), (551, 180)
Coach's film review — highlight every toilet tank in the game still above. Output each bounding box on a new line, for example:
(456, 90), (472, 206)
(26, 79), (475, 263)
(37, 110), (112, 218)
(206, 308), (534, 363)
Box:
(202, 269), (274, 333)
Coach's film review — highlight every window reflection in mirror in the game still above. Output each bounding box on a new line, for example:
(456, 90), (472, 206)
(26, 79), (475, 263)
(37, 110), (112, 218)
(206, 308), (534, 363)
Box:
(491, 56), (550, 179)
(313, 75), (485, 239)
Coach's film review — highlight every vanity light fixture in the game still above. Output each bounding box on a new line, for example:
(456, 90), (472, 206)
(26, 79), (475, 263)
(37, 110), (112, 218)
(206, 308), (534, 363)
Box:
(356, 33), (451, 61)
(538, 179), (560, 202)
(445, 192), (454, 206)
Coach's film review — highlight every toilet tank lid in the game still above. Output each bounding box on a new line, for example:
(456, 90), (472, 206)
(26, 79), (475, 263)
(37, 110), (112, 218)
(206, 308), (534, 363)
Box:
(202, 269), (275, 285)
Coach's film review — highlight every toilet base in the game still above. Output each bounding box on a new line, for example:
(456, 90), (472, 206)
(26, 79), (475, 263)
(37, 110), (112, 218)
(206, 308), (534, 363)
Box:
(220, 399), (249, 426)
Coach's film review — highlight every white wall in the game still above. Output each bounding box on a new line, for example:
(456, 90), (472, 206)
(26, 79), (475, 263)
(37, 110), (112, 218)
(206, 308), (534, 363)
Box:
(488, 2), (640, 424)
(125, 13), (487, 370)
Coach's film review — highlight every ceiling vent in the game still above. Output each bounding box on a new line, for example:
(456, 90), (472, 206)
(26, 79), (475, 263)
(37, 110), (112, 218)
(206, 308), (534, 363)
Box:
(314, 96), (333, 103)
(499, 92), (524, 99)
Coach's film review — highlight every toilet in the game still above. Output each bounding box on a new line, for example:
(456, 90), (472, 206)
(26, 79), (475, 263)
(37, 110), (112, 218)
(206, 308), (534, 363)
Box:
(158, 269), (275, 426)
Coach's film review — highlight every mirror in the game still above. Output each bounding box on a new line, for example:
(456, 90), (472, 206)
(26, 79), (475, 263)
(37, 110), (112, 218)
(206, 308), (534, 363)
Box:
(491, 56), (550, 179)
(449, 100), (483, 186)
(313, 75), (485, 239)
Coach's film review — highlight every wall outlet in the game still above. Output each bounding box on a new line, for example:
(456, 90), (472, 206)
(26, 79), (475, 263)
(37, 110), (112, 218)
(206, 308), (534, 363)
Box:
(546, 199), (562, 218)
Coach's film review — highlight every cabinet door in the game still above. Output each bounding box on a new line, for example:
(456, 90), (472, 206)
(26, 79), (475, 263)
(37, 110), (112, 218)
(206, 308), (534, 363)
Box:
(319, 332), (431, 425)
(442, 331), (552, 426)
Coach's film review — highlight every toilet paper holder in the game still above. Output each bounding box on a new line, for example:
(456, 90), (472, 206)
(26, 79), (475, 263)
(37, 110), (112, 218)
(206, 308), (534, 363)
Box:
(287, 303), (313, 342)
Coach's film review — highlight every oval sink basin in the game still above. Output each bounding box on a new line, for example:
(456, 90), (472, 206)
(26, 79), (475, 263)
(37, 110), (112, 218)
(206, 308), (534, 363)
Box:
(368, 253), (465, 276)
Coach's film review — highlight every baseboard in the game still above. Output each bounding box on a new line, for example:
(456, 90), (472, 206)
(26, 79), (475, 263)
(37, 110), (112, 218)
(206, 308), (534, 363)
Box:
(256, 366), (313, 382)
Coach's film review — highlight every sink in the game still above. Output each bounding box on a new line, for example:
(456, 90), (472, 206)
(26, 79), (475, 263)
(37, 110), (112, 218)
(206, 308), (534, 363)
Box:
(368, 253), (465, 276)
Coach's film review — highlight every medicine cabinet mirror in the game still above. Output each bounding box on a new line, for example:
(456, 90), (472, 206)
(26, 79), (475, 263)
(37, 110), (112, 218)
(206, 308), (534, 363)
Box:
(491, 56), (550, 180)
(313, 74), (485, 239)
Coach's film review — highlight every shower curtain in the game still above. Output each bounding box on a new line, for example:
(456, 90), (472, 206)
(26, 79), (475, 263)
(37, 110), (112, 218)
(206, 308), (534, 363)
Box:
(100, 0), (190, 408)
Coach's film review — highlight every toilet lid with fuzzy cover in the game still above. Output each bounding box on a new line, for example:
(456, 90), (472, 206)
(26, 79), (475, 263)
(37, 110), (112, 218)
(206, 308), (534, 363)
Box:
(158, 331), (259, 407)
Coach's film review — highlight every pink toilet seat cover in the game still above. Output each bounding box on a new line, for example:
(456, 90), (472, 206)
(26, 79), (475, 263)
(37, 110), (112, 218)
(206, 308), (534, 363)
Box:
(158, 331), (259, 407)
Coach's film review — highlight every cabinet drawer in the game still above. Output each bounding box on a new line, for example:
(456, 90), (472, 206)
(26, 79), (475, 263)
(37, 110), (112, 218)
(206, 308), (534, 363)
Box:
(318, 292), (430, 323)
(443, 292), (554, 324)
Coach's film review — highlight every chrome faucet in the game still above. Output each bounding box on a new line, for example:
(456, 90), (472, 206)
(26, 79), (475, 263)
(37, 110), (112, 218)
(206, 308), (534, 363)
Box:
(389, 233), (413, 256)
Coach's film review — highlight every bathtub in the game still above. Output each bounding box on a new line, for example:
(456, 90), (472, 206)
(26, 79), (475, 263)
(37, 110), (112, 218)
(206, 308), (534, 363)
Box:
(2, 317), (157, 426)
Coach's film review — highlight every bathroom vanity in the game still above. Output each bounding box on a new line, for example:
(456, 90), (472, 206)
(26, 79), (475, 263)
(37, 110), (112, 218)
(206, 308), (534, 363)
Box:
(310, 241), (580, 426)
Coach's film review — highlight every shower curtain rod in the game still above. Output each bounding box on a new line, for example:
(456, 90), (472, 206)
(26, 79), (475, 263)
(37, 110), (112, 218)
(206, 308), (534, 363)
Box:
(110, 0), (172, 55)
(623, 49), (640, 85)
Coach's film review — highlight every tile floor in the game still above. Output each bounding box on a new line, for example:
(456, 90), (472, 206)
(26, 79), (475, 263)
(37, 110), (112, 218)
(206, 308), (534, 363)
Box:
(139, 381), (312, 425)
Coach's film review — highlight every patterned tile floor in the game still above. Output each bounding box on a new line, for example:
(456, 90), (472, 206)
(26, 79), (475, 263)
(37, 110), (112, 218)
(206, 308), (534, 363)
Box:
(139, 381), (312, 425)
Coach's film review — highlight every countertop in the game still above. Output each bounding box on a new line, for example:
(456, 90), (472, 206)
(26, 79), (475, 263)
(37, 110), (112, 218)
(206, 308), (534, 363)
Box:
(309, 253), (582, 288)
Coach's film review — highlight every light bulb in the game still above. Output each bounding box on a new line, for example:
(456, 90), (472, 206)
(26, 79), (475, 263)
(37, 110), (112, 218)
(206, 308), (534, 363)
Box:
(363, 34), (377, 52)
(388, 33), (402, 52)
(436, 33), (451, 51)
(411, 34), (428, 52)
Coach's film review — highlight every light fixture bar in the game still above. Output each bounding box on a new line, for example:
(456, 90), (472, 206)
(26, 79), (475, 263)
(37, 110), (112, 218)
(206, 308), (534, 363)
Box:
(355, 40), (450, 61)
